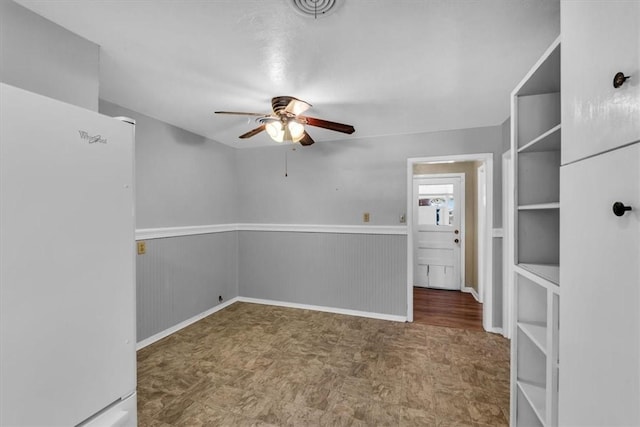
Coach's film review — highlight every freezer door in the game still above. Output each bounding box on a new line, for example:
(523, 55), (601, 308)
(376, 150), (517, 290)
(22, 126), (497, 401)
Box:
(82, 392), (137, 427)
(0, 84), (136, 426)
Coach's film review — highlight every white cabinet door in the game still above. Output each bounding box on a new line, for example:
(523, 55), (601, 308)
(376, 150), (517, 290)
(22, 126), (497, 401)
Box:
(559, 142), (640, 426)
(561, 0), (640, 165)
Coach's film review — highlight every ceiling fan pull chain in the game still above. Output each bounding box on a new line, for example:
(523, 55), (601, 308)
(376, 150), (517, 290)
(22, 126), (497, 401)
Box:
(285, 150), (288, 177)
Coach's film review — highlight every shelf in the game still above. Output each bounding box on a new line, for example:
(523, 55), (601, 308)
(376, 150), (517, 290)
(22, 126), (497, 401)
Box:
(518, 263), (560, 286)
(518, 381), (547, 426)
(518, 322), (547, 354)
(514, 37), (561, 97)
(517, 150), (560, 206)
(518, 202), (560, 210)
(518, 124), (561, 153)
(511, 36), (560, 427)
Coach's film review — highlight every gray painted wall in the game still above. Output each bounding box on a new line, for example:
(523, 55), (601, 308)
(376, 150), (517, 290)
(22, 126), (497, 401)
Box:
(99, 101), (241, 342)
(236, 126), (505, 329)
(235, 126), (504, 227)
(492, 116), (512, 330)
(501, 117), (512, 155)
(493, 238), (503, 328)
(4, 0), (514, 341)
(136, 232), (238, 341)
(238, 231), (407, 316)
(0, 0), (99, 111)
(497, 117), (512, 230)
(99, 101), (238, 229)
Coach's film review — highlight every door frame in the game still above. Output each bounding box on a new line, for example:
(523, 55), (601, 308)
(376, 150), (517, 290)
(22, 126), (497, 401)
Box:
(477, 163), (487, 305)
(412, 173), (466, 290)
(502, 150), (514, 339)
(406, 153), (494, 332)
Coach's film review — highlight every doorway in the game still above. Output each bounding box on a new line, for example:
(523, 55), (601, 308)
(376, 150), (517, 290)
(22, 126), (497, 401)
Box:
(406, 153), (494, 331)
(412, 174), (464, 290)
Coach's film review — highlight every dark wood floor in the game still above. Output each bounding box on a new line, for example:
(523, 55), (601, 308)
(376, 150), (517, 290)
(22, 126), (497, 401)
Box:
(413, 286), (483, 330)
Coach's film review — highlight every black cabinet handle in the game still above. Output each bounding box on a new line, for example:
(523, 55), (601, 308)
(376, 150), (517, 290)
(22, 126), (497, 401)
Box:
(613, 202), (632, 217)
(454, 238), (459, 244)
(613, 72), (631, 88)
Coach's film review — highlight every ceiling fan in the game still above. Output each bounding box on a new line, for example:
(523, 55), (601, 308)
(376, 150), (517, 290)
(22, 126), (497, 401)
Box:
(215, 96), (355, 146)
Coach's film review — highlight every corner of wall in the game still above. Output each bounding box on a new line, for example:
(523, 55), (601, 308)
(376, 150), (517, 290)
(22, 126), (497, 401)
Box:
(0, 1), (100, 111)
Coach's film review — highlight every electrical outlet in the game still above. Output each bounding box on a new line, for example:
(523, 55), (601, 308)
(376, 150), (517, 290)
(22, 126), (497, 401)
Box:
(137, 241), (146, 255)
(363, 212), (370, 223)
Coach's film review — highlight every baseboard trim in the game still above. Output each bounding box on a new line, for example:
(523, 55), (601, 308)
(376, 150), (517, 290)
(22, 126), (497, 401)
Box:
(136, 296), (407, 350)
(462, 286), (480, 302)
(136, 297), (240, 350)
(485, 326), (504, 335)
(237, 296), (407, 323)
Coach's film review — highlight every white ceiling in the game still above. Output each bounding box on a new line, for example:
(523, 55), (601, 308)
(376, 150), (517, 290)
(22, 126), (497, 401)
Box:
(16, 0), (560, 148)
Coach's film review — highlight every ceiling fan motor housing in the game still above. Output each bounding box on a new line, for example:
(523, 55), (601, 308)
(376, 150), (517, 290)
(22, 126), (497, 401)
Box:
(290, 0), (339, 18)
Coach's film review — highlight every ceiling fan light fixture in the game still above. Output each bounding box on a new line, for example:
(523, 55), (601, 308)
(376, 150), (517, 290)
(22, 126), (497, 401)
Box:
(265, 121), (285, 143)
(216, 95), (354, 147)
(288, 120), (305, 141)
(265, 119), (305, 143)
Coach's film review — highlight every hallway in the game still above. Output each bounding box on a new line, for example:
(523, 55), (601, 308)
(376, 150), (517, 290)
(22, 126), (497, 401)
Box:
(413, 287), (484, 330)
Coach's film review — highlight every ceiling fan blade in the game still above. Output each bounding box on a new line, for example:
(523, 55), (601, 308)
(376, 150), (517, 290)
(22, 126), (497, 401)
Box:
(239, 124), (266, 139)
(302, 116), (355, 134)
(215, 111), (268, 117)
(284, 97), (311, 116)
(299, 132), (315, 146)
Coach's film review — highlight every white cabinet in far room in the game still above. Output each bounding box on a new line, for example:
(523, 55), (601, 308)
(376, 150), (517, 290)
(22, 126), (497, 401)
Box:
(561, 0), (640, 165)
(559, 141), (640, 426)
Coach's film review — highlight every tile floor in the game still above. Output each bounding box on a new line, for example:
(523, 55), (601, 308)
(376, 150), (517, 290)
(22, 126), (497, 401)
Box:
(137, 302), (510, 426)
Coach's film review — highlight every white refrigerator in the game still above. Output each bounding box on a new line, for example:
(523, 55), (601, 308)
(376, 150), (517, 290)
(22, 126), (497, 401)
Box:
(0, 83), (137, 426)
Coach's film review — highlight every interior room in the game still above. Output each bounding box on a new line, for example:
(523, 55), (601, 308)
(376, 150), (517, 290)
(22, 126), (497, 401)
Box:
(1, 1), (638, 426)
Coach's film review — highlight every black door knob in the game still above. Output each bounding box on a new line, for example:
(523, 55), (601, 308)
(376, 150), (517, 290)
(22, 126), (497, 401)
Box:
(613, 201), (632, 217)
(613, 72), (631, 88)
(454, 238), (459, 244)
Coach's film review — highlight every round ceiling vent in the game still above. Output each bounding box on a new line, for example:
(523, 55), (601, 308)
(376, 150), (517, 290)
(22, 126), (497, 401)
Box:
(290, 0), (339, 18)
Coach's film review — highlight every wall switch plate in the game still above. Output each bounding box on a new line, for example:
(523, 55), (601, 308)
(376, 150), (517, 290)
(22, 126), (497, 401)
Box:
(137, 241), (146, 255)
(363, 212), (370, 223)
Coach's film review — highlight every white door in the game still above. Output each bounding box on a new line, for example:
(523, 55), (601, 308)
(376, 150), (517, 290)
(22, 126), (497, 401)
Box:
(413, 175), (463, 290)
(559, 142), (640, 426)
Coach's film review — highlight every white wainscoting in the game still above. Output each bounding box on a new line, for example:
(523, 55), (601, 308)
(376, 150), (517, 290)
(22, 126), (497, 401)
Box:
(135, 223), (408, 347)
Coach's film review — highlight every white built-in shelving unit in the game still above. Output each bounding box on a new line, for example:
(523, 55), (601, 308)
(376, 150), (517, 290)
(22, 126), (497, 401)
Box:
(510, 36), (561, 427)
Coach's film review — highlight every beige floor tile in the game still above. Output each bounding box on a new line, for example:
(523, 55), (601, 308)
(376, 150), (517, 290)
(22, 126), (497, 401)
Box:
(137, 302), (510, 426)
